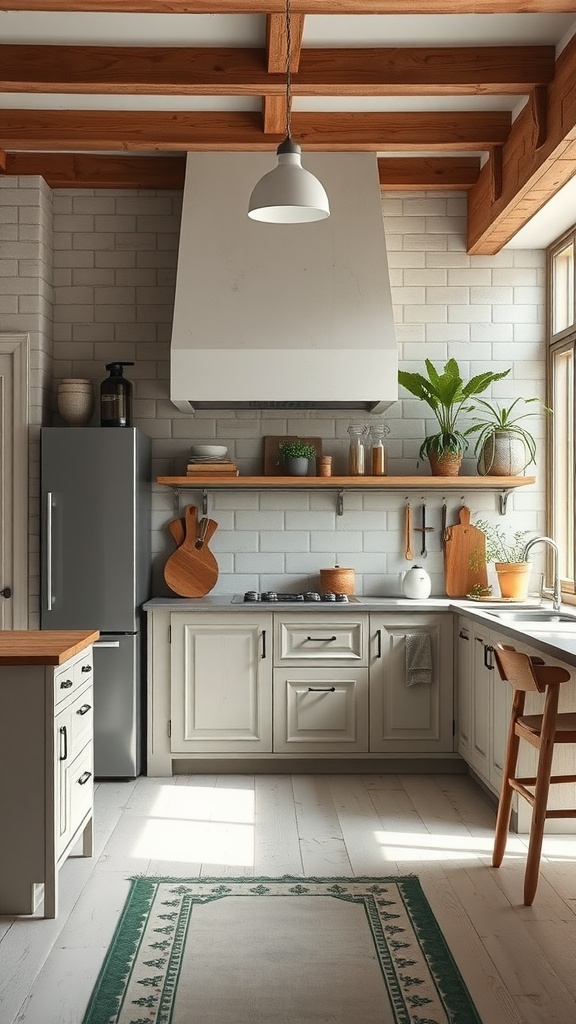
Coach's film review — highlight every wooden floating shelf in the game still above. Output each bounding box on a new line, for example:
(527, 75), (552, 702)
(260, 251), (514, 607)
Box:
(157, 475), (535, 516)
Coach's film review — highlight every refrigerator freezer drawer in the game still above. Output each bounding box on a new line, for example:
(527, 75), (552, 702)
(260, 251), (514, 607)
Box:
(93, 634), (141, 778)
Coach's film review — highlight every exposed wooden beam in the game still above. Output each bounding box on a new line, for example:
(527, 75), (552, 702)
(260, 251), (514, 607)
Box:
(0, 45), (554, 96)
(4, 152), (186, 188)
(3, 2), (576, 13)
(0, 109), (511, 150)
(467, 33), (576, 253)
(379, 156), (480, 190)
(0, 149), (6, 173)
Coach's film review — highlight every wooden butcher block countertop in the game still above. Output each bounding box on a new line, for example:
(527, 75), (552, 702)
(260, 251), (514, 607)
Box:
(0, 630), (99, 666)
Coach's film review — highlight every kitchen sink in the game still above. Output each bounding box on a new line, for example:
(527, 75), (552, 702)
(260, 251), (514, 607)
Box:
(483, 610), (576, 624)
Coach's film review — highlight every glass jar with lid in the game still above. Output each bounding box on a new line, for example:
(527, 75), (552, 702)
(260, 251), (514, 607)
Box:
(369, 422), (390, 476)
(347, 423), (369, 475)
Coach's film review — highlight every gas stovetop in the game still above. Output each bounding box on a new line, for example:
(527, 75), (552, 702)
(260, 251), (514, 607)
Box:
(231, 591), (359, 604)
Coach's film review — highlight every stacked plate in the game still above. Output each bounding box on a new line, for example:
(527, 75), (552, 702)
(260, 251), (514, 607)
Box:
(189, 445), (228, 462)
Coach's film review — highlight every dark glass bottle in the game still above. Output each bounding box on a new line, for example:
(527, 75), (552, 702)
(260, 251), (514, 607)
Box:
(100, 362), (134, 427)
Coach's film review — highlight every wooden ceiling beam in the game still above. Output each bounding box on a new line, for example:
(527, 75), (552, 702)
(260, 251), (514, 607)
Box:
(0, 44), (554, 96)
(467, 32), (576, 253)
(5, 152), (187, 187)
(379, 156), (480, 190)
(1, 151), (480, 189)
(3, 2), (576, 14)
(0, 109), (511, 150)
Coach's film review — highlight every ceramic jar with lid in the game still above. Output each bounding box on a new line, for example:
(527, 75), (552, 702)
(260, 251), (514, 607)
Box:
(402, 565), (432, 600)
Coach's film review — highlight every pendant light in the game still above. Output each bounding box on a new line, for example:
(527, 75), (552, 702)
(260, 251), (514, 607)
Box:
(248, 0), (330, 224)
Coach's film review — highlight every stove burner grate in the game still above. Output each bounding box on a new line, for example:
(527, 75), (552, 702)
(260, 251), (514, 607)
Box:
(242, 591), (350, 603)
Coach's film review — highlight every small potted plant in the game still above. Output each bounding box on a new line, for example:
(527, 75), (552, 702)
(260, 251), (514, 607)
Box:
(474, 519), (534, 600)
(464, 396), (551, 476)
(278, 439), (318, 476)
(398, 359), (510, 476)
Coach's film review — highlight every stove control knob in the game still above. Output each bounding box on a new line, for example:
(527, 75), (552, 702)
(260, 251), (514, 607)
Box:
(262, 591), (278, 602)
(321, 592), (336, 602)
(304, 592), (321, 602)
(244, 591), (259, 602)
(335, 593), (349, 602)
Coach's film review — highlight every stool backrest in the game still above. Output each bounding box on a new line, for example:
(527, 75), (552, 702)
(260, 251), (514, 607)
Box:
(494, 644), (570, 693)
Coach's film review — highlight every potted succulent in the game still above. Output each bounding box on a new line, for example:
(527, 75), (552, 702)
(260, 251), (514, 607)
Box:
(398, 359), (510, 476)
(474, 519), (533, 600)
(278, 439), (318, 476)
(464, 396), (551, 476)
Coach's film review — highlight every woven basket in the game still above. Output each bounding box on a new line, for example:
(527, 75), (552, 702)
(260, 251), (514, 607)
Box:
(428, 451), (462, 477)
(320, 566), (356, 594)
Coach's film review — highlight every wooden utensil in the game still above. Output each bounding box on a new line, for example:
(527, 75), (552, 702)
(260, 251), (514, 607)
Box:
(404, 503), (413, 560)
(444, 506), (488, 598)
(163, 505), (219, 597)
(167, 517), (186, 547)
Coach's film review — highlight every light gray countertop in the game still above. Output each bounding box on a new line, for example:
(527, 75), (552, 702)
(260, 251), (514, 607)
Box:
(143, 594), (576, 668)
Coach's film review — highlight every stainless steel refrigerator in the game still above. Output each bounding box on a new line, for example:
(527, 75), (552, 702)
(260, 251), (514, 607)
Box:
(41, 427), (151, 778)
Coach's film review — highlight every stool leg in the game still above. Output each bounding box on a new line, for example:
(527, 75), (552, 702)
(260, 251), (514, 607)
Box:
(523, 686), (559, 906)
(493, 692), (524, 868)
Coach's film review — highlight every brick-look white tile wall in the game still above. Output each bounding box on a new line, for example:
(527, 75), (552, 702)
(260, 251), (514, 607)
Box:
(48, 189), (547, 600)
(0, 176), (53, 625)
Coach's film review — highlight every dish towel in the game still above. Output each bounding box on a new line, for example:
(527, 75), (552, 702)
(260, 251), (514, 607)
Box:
(405, 633), (433, 687)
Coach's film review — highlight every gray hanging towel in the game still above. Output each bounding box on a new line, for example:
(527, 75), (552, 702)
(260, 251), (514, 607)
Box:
(405, 633), (433, 687)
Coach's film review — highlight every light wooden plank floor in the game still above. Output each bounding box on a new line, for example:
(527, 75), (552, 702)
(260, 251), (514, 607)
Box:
(1, 772), (575, 1024)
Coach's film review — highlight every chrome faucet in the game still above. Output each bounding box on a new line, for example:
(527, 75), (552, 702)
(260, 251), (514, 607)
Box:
(522, 536), (561, 611)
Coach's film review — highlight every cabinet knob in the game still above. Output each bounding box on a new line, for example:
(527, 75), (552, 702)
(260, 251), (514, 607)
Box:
(0, 586), (12, 599)
(81, 664), (92, 673)
(77, 771), (92, 786)
(77, 704), (92, 716)
(60, 679), (73, 689)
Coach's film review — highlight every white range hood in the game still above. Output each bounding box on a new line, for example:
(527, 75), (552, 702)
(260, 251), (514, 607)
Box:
(170, 151), (398, 413)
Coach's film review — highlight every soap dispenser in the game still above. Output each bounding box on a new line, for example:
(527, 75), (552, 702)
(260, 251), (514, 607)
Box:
(100, 362), (134, 427)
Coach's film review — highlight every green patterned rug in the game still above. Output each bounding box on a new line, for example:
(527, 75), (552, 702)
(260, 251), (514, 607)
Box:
(82, 876), (483, 1024)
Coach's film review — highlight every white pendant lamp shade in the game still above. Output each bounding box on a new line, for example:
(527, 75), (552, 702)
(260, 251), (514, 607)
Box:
(248, 139), (330, 224)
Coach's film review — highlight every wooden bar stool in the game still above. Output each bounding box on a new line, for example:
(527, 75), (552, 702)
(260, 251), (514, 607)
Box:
(492, 644), (576, 904)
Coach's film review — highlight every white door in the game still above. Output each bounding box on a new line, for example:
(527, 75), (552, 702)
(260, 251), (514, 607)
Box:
(0, 335), (29, 630)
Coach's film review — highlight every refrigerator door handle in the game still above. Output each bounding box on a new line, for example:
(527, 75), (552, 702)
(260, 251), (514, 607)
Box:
(93, 641), (121, 648)
(46, 492), (54, 611)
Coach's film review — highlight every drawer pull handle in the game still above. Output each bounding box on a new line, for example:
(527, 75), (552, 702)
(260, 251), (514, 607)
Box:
(77, 704), (91, 716)
(307, 686), (336, 692)
(305, 636), (337, 642)
(261, 630), (267, 659)
(60, 679), (73, 689)
(376, 628), (382, 659)
(78, 771), (92, 786)
(459, 631), (470, 640)
(81, 664), (92, 673)
(60, 725), (68, 761)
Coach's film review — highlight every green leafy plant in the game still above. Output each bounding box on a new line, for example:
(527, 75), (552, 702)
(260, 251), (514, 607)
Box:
(278, 440), (317, 461)
(398, 358), (510, 458)
(474, 519), (532, 563)
(464, 396), (551, 470)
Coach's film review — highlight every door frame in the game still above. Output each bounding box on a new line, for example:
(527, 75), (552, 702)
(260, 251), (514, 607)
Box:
(0, 333), (29, 628)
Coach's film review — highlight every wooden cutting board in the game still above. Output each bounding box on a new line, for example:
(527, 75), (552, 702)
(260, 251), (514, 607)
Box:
(163, 505), (219, 597)
(444, 506), (488, 598)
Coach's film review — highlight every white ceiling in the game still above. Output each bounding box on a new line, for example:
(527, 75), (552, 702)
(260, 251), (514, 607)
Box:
(2, 8), (576, 249)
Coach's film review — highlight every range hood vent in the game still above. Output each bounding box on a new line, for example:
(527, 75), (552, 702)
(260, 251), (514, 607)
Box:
(170, 152), (397, 414)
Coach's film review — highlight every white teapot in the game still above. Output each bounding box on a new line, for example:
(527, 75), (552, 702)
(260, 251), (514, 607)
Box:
(402, 565), (432, 600)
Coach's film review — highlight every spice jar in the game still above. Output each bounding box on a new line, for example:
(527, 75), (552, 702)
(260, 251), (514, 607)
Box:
(369, 423), (390, 476)
(347, 424), (368, 475)
(317, 455), (333, 477)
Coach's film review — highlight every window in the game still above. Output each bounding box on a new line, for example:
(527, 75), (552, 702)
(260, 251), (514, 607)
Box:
(548, 230), (576, 592)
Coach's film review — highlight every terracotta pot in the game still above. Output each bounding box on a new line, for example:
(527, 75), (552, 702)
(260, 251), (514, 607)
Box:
(495, 561), (532, 601)
(428, 450), (462, 477)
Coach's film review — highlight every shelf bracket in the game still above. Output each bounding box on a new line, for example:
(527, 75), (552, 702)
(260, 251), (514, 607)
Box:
(498, 489), (512, 515)
(201, 490), (208, 517)
(337, 489), (344, 516)
(173, 487), (180, 512)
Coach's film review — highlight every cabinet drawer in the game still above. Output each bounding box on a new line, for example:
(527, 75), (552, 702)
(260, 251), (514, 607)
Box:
(54, 648), (94, 705)
(273, 667), (369, 752)
(275, 617), (367, 664)
(57, 743), (93, 859)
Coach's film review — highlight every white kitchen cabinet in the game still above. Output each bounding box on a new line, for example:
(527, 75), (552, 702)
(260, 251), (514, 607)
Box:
(456, 616), (510, 792)
(0, 638), (95, 918)
(369, 612), (454, 753)
(169, 612), (273, 753)
(273, 667), (369, 752)
(455, 617), (472, 760)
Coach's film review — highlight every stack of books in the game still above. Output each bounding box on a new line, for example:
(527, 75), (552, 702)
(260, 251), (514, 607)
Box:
(186, 460), (240, 477)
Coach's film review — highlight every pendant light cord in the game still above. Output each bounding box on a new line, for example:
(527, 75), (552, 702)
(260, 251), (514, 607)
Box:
(285, 0), (292, 141)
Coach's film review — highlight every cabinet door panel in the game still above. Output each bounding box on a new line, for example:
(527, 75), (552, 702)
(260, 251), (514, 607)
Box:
(170, 615), (272, 753)
(456, 619), (472, 757)
(470, 632), (490, 778)
(273, 668), (368, 752)
(275, 616), (366, 664)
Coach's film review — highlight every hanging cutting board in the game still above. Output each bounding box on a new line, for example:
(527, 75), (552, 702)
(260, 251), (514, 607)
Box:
(444, 506), (488, 598)
(164, 505), (219, 597)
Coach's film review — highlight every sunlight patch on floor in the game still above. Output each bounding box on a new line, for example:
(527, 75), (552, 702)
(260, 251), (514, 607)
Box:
(147, 783), (255, 823)
(373, 830), (528, 862)
(131, 818), (254, 865)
